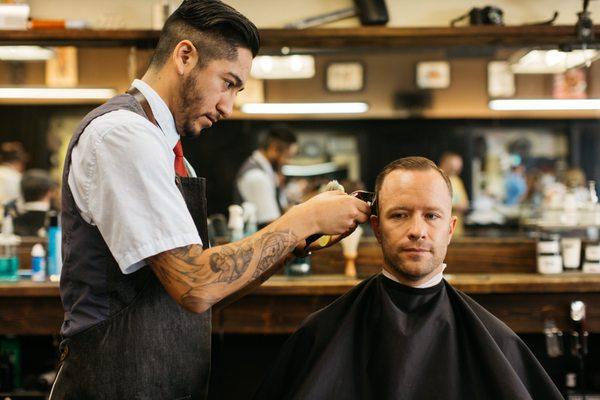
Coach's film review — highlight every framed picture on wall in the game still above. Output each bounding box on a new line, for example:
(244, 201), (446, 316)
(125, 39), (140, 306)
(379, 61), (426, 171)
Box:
(325, 62), (365, 92)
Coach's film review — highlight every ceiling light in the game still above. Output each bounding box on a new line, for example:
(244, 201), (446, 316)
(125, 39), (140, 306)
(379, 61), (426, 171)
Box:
(0, 46), (55, 61)
(0, 87), (117, 100)
(240, 102), (369, 114)
(282, 162), (342, 177)
(251, 55), (315, 79)
(489, 99), (600, 111)
(511, 50), (598, 74)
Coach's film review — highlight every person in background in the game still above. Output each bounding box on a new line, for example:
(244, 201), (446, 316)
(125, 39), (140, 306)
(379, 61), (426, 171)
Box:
(12, 169), (57, 237)
(504, 164), (527, 206)
(235, 128), (298, 228)
(439, 152), (469, 235)
(563, 166), (590, 202)
(0, 141), (28, 207)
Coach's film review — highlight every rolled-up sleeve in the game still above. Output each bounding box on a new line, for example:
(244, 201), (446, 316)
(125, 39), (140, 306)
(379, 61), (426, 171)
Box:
(84, 115), (201, 274)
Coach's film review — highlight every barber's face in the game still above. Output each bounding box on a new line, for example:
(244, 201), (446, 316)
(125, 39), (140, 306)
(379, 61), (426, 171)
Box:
(173, 47), (252, 138)
(269, 143), (298, 171)
(371, 169), (457, 283)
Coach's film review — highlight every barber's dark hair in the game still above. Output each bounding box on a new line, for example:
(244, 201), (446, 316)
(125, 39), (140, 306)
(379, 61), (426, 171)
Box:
(150, 0), (260, 69)
(21, 169), (56, 202)
(373, 156), (453, 215)
(259, 128), (297, 150)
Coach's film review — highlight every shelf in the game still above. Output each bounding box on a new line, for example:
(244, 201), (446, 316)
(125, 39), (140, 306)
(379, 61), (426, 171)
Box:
(0, 28), (158, 48)
(0, 25), (598, 50)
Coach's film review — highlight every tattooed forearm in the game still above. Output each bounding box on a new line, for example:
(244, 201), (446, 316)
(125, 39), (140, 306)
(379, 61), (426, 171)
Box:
(209, 241), (254, 283)
(148, 228), (300, 313)
(253, 230), (298, 278)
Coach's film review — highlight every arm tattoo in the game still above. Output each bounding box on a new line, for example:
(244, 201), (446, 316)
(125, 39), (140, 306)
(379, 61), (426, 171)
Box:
(253, 230), (298, 278)
(209, 241), (254, 283)
(151, 229), (299, 308)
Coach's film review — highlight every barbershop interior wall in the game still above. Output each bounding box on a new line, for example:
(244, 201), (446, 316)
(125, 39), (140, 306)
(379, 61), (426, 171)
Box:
(26, 0), (600, 29)
(4, 50), (600, 119)
(181, 118), (600, 216)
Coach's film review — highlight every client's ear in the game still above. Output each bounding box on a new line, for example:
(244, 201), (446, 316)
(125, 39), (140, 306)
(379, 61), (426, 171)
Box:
(370, 214), (382, 243)
(447, 215), (458, 244)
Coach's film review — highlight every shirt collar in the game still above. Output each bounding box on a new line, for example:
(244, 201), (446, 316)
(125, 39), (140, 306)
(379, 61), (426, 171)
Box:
(23, 201), (50, 212)
(382, 263), (446, 289)
(252, 150), (276, 180)
(131, 79), (180, 150)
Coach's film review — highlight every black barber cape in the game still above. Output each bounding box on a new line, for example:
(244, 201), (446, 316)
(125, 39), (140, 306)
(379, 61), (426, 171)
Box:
(253, 274), (563, 400)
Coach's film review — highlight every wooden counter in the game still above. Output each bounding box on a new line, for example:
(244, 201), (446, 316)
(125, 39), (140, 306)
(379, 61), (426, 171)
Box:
(2, 272), (599, 335)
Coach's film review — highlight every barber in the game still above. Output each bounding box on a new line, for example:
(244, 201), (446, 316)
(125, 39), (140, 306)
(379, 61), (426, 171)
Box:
(50, 1), (370, 399)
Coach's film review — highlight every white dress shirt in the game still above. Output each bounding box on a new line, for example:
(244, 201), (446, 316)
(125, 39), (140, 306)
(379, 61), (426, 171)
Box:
(236, 150), (283, 225)
(68, 79), (201, 274)
(382, 263), (446, 288)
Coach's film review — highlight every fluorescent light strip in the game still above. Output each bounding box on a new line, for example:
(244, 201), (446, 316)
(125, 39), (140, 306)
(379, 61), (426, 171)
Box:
(489, 99), (600, 111)
(241, 102), (369, 114)
(251, 55), (315, 79)
(0, 87), (117, 100)
(0, 46), (55, 61)
(282, 162), (341, 177)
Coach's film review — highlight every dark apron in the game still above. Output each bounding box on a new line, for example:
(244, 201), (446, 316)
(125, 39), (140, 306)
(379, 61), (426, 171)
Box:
(50, 90), (211, 400)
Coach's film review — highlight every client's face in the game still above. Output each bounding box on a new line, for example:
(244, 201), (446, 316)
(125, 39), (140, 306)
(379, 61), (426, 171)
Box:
(371, 169), (457, 285)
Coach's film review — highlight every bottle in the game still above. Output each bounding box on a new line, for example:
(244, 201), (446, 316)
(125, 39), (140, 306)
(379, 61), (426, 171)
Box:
(47, 213), (62, 282)
(564, 372), (578, 398)
(241, 202), (257, 237)
(0, 215), (20, 282)
(228, 205), (244, 242)
(537, 234), (562, 274)
(561, 236), (582, 270)
(31, 243), (46, 282)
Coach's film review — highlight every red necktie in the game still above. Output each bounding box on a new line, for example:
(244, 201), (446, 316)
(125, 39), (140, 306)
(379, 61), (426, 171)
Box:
(173, 140), (188, 177)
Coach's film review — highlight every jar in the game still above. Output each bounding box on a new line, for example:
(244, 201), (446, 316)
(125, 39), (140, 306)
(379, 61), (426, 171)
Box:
(561, 237), (582, 270)
(537, 234), (562, 274)
(583, 241), (600, 273)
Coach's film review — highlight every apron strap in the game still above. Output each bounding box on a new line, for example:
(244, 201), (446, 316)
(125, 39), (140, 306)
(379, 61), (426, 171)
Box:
(126, 87), (158, 128)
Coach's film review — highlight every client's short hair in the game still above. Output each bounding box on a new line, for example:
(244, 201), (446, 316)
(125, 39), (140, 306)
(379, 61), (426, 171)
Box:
(373, 156), (453, 215)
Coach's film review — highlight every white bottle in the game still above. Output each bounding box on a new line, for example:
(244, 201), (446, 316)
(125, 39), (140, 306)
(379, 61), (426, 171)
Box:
(31, 243), (46, 282)
(228, 205), (244, 242)
(242, 202), (258, 236)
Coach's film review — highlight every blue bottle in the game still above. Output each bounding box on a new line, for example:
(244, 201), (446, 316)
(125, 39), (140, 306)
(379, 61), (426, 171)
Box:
(47, 213), (62, 281)
(0, 215), (20, 282)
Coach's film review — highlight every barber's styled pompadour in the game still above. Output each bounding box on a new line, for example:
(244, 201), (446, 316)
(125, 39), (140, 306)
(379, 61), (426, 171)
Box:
(150, 0), (260, 69)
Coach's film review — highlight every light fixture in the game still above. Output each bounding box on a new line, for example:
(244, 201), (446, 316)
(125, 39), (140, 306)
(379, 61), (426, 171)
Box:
(0, 46), (55, 61)
(0, 87), (117, 100)
(251, 55), (315, 79)
(510, 49), (598, 74)
(282, 162), (342, 177)
(489, 99), (600, 111)
(240, 102), (369, 114)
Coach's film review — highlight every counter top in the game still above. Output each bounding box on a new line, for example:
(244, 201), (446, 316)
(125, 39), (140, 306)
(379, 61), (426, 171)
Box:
(2, 272), (600, 298)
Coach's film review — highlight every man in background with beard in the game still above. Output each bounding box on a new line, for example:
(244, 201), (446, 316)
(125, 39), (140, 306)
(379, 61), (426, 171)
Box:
(235, 128), (298, 228)
(254, 156), (562, 400)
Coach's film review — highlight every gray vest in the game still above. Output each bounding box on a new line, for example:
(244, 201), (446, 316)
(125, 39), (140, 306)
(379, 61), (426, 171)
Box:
(52, 93), (211, 400)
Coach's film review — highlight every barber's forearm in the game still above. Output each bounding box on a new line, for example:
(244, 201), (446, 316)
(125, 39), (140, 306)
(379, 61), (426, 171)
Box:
(148, 220), (305, 313)
(213, 251), (295, 311)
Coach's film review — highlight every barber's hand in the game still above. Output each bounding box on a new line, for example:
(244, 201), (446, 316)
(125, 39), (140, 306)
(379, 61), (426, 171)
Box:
(302, 190), (371, 236)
